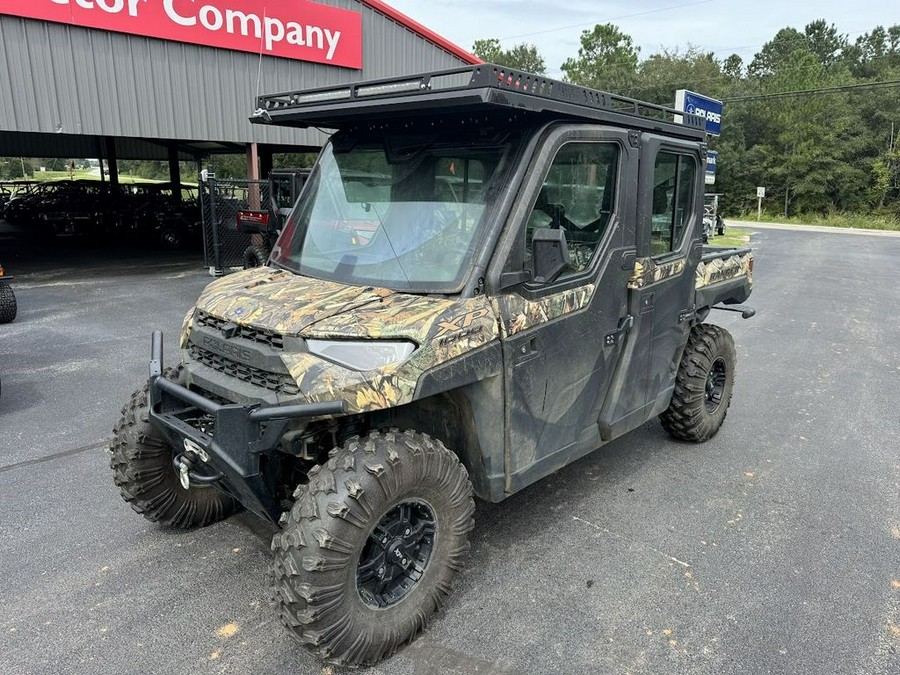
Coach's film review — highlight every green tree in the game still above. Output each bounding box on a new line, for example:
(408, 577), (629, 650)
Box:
(722, 54), (744, 81)
(803, 20), (847, 68)
(560, 23), (639, 92)
(748, 28), (807, 77)
(630, 46), (725, 104)
(472, 38), (547, 74)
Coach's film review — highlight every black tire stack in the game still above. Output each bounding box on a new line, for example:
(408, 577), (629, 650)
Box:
(0, 282), (16, 324)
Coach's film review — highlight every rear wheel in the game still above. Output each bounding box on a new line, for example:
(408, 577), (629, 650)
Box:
(716, 216), (725, 236)
(660, 324), (736, 442)
(271, 430), (475, 665)
(109, 368), (239, 527)
(242, 245), (269, 269)
(0, 282), (16, 323)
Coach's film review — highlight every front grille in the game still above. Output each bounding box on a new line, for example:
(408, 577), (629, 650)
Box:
(188, 345), (300, 395)
(196, 310), (284, 349)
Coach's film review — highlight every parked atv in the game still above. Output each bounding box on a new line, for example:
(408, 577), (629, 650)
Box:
(703, 193), (725, 242)
(111, 65), (755, 666)
(237, 169), (310, 268)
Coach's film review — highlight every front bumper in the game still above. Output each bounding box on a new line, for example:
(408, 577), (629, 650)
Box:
(146, 331), (345, 523)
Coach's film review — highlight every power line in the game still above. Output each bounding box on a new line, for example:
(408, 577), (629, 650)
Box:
(723, 78), (900, 102)
(495, 0), (715, 42)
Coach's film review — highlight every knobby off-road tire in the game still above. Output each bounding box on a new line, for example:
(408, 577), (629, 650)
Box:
(716, 216), (726, 236)
(242, 245), (269, 269)
(660, 323), (736, 442)
(110, 367), (239, 527)
(0, 282), (16, 323)
(271, 430), (475, 666)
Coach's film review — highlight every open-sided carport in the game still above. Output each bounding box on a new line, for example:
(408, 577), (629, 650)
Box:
(0, 0), (479, 271)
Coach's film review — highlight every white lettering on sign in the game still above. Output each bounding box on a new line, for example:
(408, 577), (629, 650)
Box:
(225, 10), (261, 38)
(163, 0), (195, 26)
(41, 0), (351, 63)
(687, 103), (722, 124)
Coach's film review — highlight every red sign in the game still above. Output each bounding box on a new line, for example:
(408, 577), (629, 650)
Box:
(2, 0), (362, 69)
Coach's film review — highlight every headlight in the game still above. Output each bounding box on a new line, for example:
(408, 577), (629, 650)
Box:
(307, 340), (416, 371)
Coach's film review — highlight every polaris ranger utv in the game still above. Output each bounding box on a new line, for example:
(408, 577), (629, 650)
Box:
(111, 65), (754, 666)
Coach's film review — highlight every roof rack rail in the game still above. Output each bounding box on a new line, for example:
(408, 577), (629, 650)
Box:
(252, 64), (707, 138)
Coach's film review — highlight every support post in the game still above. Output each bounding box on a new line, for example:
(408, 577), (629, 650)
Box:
(96, 138), (106, 184)
(246, 143), (261, 210)
(104, 137), (119, 187)
(168, 143), (182, 203)
(260, 145), (274, 179)
(208, 175), (223, 277)
(757, 196), (762, 222)
(246, 143), (260, 180)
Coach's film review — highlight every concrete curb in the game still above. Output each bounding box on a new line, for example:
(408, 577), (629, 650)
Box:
(726, 219), (900, 238)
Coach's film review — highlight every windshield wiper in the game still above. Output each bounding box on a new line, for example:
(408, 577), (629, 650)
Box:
(369, 202), (413, 291)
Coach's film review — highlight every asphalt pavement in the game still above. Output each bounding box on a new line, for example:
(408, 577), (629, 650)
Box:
(1, 227), (898, 674)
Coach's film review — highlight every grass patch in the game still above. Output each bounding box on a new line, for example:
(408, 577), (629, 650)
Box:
(709, 227), (751, 249)
(24, 170), (164, 184)
(732, 212), (900, 231)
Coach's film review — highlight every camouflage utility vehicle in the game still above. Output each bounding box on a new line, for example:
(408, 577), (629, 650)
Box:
(111, 65), (754, 665)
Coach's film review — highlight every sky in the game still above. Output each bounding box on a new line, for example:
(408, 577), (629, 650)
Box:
(386, 0), (899, 77)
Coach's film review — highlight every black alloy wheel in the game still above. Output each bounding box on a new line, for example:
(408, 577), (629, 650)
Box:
(705, 357), (728, 413)
(357, 500), (437, 609)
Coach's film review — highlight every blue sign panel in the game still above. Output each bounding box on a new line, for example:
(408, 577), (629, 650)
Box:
(706, 150), (718, 176)
(676, 89), (723, 136)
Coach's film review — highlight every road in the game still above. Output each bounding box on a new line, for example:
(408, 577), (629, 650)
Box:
(1, 228), (898, 674)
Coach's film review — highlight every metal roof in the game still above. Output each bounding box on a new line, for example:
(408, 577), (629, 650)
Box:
(0, 1), (477, 156)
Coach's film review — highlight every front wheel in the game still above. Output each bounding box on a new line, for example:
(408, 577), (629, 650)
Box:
(271, 430), (475, 665)
(660, 323), (736, 442)
(109, 369), (239, 527)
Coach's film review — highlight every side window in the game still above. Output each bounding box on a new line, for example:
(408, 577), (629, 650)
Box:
(525, 142), (619, 276)
(650, 152), (697, 257)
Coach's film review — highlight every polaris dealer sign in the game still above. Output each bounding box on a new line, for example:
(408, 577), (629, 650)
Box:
(706, 150), (718, 185)
(675, 89), (723, 137)
(1, 0), (362, 68)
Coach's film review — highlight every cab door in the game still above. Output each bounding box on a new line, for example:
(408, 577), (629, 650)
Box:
(623, 134), (705, 419)
(489, 125), (638, 494)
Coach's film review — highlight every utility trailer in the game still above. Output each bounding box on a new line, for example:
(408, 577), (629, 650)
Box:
(111, 64), (754, 666)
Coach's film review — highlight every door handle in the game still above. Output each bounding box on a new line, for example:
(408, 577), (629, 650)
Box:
(604, 315), (634, 347)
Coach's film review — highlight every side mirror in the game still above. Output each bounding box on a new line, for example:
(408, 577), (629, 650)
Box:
(532, 227), (571, 284)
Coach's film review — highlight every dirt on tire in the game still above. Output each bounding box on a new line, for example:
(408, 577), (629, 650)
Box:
(270, 429), (475, 666)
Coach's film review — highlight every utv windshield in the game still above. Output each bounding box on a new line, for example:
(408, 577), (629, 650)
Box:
(271, 132), (518, 292)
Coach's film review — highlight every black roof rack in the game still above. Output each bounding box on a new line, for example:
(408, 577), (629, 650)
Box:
(251, 64), (707, 140)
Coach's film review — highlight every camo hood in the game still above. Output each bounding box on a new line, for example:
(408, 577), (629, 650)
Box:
(185, 268), (500, 412)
